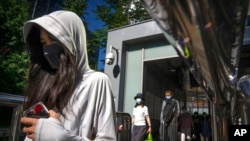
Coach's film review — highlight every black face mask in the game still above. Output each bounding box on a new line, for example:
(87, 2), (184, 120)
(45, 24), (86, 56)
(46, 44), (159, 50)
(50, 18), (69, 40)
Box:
(43, 43), (63, 69)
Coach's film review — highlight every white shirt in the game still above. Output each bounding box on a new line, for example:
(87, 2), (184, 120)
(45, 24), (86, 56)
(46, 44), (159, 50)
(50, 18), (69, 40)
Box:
(133, 105), (149, 126)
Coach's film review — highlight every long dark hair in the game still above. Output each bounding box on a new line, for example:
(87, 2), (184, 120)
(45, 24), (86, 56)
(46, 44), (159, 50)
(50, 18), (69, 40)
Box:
(24, 25), (77, 117)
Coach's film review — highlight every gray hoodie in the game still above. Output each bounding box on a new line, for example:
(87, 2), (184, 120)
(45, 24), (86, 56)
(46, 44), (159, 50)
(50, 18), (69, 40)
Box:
(23, 10), (117, 141)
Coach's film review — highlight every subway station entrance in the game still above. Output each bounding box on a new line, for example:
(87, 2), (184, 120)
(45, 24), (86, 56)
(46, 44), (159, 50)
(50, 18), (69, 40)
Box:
(143, 57), (209, 140)
(105, 20), (211, 140)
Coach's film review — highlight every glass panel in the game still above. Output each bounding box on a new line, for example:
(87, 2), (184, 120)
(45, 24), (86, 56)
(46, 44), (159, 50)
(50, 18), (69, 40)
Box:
(123, 40), (178, 116)
(123, 45), (142, 115)
(144, 41), (177, 60)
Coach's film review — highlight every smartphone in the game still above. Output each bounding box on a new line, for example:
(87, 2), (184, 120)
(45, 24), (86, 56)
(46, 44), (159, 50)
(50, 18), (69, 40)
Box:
(23, 102), (49, 118)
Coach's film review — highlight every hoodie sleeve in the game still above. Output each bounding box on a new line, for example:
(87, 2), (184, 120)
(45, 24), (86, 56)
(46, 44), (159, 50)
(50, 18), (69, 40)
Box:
(32, 72), (117, 141)
(24, 118), (89, 141)
(35, 118), (90, 141)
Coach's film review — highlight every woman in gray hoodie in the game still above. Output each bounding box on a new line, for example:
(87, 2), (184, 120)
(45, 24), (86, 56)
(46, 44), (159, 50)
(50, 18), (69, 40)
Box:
(20, 10), (117, 141)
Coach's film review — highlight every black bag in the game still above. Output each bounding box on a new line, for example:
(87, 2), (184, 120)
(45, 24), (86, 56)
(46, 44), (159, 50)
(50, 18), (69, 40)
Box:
(163, 100), (176, 125)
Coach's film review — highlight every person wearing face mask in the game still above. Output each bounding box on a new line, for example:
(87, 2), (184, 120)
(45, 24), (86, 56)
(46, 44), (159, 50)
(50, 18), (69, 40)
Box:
(20, 10), (117, 141)
(159, 90), (180, 141)
(131, 93), (152, 141)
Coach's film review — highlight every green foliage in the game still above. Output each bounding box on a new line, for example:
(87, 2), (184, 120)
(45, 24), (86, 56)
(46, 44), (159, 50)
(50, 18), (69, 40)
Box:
(0, 0), (152, 94)
(92, 0), (135, 51)
(95, 0), (151, 29)
(87, 27), (110, 70)
(0, 52), (29, 94)
(95, 1), (129, 29)
(0, 0), (30, 94)
(62, 0), (87, 18)
(89, 0), (151, 70)
(62, 0), (99, 69)
(127, 0), (151, 24)
(0, 0), (29, 54)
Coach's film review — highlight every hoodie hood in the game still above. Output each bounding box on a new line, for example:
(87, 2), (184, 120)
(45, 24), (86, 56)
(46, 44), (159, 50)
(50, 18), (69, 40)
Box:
(23, 10), (90, 74)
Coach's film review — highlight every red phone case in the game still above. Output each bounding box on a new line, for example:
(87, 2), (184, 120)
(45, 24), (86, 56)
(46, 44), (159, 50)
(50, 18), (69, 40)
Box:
(23, 102), (49, 118)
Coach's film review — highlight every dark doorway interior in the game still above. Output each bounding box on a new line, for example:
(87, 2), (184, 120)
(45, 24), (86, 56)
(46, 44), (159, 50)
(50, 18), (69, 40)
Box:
(144, 57), (185, 100)
(143, 57), (208, 140)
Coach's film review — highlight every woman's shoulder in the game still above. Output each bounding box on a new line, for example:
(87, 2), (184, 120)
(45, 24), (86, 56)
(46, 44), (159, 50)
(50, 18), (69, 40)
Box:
(143, 105), (149, 109)
(83, 70), (110, 81)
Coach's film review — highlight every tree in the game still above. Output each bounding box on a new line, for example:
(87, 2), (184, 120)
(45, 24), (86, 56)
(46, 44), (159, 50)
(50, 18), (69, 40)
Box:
(0, 0), (30, 94)
(0, 0), (30, 54)
(0, 0), (92, 94)
(0, 52), (29, 93)
(62, 0), (87, 20)
(63, 0), (99, 69)
(94, 0), (151, 29)
(91, 0), (151, 69)
(0, 0), (141, 94)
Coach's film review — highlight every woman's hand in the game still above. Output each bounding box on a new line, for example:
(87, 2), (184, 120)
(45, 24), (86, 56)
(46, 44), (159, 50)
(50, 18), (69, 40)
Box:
(147, 126), (152, 133)
(21, 117), (38, 139)
(21, 110), (59, 139)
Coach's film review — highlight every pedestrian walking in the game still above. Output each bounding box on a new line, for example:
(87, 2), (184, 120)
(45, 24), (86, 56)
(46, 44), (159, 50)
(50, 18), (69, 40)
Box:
(131, 93), (152, 141)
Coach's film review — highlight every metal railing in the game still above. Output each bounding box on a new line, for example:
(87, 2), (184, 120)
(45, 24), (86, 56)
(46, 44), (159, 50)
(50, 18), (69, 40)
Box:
(116, 112), (131, 141)
(0, 92), (26, 141)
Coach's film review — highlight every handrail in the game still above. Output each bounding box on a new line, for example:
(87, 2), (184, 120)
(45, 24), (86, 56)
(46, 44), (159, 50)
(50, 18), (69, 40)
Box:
(0, 92), (26, 105)
(116, 112), (131, 141)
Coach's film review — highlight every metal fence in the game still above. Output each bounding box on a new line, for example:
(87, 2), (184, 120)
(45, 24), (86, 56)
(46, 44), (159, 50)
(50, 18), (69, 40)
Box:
(0, 92), (26, 141)
(116, 112), (132, 141)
